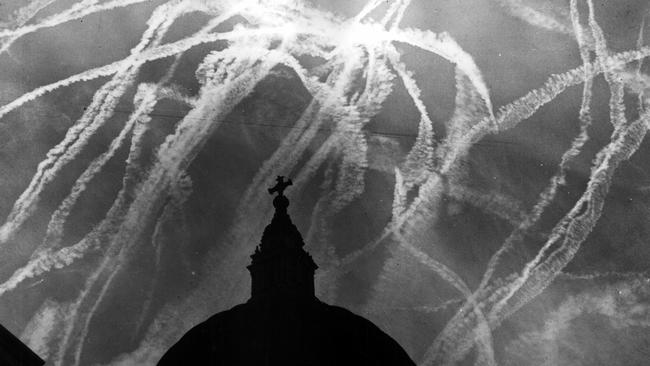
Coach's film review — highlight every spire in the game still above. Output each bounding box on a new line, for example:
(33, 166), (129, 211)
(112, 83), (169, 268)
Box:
(247, 177), (317, 301)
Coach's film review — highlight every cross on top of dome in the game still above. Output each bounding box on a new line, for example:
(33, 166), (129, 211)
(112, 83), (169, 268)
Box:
(268, 176), (292, 212)
(267, 176), (292, 197)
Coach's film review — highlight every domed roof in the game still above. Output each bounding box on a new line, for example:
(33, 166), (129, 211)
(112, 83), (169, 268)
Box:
(158, 177), (415, 365)
(157, 298), (415, 365)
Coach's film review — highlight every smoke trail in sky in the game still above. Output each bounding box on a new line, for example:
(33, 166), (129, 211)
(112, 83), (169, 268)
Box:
(506, 276), (650, 366)
(444, 185), (525, 226)
(0, 0), (190, 247)
(0, 0), (59, 29)
(390, 0), (412, 31)
(133, 172), (192, 339)
(155, 85), (197, 107)
(305, 51), (396, 299)
(0, 49), (186, 298)
(494, 0), (573, 35)
(416, 9), (650, 359)
(354, 0), (384, 22)
(0, 0), (164, 54)
(636, 18), (647, 112)
(586, 0), (627, 131)
(112, 3), (424, 361)
(55, 41), (285, 365)
(325, 36), (495, 281)
(362, 49), (500, 360)
(392, 28), (495, 123)
(20, 300), (73, 361)
(476, 0), (596, 290)
(0, 23), (273, 120)
(424, 104), (650, 366)
(238, 47), (366, 212)
(4, 1), (650, 365)
(387, 46), (434, 190)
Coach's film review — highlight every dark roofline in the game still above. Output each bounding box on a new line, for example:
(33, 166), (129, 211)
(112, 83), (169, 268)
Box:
(0, 324), (44, 366)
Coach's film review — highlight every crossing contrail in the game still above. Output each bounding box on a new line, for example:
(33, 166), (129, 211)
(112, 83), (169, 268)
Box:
(3, 1), (650, 365)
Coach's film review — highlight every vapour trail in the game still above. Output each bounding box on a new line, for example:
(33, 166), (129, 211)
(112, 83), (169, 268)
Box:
(237, 46), (367, 212)
(424, 106), (650, 366)
(56, 45), (283, 366)
(418, 2), (599, 360)
(286, 14), (428, 288)
(391, 27), (496, 123)
(557, 270), (650, 282)
(42, 52), (184, 251)
(506, 277), (650, 366)
(494, 0), (573, 34)
(0, 21), (283, 121)
(367, 297), (466, 316)
(364, 49), (500, 361)
(325, 43), (650, 364)
(396, 237), (497, 366)
(156, 85), (197, 107)
(586, 0), (627, 130)
(354, 0), (385, 22)
(0, 2), (261, 253)
(636, 17), (647, 112)
(386, 46), (435, 191)
(0, 0), (190, 248)
(12, 43), (183, 357)
(429, 71), (641, 366)
(488, 6), (640, 318)
(95, 47), (304, 365)
(368, 221), (498, 365)
(0, 0), (300, 119)
(0, 0), (59, 29)
(398, 237), (497, 366)
(395, 240), (467, 296)
(6, 1), (649, 365)
(499, 118), (648, 315)
(41, 84), (157, 249)
(301, 50), (395, 289)
(133, 173), (192, 339)
(381, 0), (406, 27)
(391, 168), (407, 219)
(28, 90), (155, 362)
(476, 0), (597, 290)
(126, 6), (400, 358)
(20, 299), (72, 362)
(374, 174), (499, 365)
(493, 0), (607, 54)
(0, 0), (155, 54)
(389, 0), (412, 31)
(444, 185), (525, 226)
(302, 48), (388, 249)
(0, 50), (185, 298)
(15, 2), (214, 359)
(331, 44), (650, 284)
(251, 10), (412, 223)
(276, 46), (392, 291)
(352, 43), (478, 313)
(325, 41), (495, 277)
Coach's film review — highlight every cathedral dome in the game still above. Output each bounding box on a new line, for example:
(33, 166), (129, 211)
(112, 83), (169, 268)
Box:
(157, 298), (415, 365)
(158, 177), (415, 365)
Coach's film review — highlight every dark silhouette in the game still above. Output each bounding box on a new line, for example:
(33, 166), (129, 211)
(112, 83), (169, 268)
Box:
(158, 177), (415, 365)
(0, 324), (44, 366)
(267, 175), (293, 196)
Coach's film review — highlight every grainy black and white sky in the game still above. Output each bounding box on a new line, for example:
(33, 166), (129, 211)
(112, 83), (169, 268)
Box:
(1, 0), (650, 365)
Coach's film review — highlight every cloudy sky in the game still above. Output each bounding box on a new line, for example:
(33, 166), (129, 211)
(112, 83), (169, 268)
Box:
(1, 0), (650, 365)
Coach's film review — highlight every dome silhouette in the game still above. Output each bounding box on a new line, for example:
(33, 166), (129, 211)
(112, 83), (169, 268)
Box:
(0, 323), (44, 366)
(158, 177), (415, 365)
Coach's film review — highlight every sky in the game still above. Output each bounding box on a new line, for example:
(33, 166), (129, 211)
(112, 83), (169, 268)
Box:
(1, 0), (650, 365)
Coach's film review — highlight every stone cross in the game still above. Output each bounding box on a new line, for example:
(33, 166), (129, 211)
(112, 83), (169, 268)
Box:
(267, 176), (293, 197)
